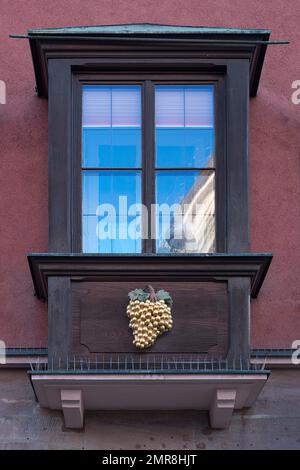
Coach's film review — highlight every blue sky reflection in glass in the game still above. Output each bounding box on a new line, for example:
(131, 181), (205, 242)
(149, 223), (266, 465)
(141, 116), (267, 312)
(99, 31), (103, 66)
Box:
(155, 85), (215, 253)
(82, 85), (142, 253)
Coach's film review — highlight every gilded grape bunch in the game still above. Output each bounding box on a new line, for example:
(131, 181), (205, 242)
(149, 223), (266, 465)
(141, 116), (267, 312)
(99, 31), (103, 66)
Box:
(126, 285), (173, 349)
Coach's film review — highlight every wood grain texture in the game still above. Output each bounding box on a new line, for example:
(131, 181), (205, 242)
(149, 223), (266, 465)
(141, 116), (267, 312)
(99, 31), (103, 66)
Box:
(28, 253), (272, 300)
(71, 280), (228, 356)
(48, 276), (72, 361)
(227, 277), (251, 366)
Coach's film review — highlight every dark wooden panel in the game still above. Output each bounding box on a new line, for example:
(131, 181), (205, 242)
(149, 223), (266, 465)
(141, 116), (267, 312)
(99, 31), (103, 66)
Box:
(71, 281), (228, 355)
(48, 59), (72, 252)
(28, 253), (273, 300)
(226, 60), (250, 252)
(48, 276), (72, 361)
(227, 277), (251, 366)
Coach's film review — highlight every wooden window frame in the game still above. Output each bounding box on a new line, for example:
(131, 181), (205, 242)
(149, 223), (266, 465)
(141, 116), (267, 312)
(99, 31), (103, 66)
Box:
(48, 58), (249, 255)
(76, 75), (223, 254)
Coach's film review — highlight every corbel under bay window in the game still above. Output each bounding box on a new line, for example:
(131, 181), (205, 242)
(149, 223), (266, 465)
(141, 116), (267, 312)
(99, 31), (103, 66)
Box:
(24, 24), (274, 429)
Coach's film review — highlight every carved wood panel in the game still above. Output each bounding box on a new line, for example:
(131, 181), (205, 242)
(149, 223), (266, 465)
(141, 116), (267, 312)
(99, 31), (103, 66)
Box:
(71, 280), (228, 356)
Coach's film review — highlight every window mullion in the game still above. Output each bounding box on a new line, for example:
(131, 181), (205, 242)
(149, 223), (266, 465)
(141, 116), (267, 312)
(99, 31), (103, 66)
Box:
(142, 80), (156, 253)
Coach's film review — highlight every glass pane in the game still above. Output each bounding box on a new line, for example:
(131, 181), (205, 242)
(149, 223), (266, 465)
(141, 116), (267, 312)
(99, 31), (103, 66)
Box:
(156, 170), (215, 253)
(82, 85), (141, 168)
(82, 170), (142, 253)
(155, 85), (214, 168)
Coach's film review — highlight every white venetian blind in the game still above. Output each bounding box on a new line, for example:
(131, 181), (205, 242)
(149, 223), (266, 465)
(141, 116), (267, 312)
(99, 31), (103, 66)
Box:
(112, 87), (140, 127)
(155, 85), (214, 128)
(155, 87), (185, 127)
(82, 85), (141, 127)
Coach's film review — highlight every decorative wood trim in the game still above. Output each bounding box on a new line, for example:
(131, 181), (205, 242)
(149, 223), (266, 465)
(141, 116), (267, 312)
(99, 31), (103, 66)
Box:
(71, 280), (228, 357)
(227, 278), (251, 366)
(27, 253), (272, 301)
(48, 277), (72, 361)
(27, 25), (271, 98)
(226, 61), (250, 252)
(48, 60), (72, 252)
(42, 46), (257, 255)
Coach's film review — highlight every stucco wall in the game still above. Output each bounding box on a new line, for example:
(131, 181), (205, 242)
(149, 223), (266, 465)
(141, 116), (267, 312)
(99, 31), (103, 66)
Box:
(0, 0), (299, 348)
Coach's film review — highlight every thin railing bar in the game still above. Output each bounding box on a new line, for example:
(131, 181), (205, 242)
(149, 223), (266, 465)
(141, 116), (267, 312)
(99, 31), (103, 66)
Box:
(9, 34), (290, 45)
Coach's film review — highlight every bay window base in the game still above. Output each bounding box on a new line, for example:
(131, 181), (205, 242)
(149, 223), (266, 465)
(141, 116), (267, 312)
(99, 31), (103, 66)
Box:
(30, 371), (269, 430)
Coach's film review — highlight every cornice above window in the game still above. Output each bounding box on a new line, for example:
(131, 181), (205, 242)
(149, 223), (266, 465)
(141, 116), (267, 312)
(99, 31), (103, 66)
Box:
(23, 23), (275, 98)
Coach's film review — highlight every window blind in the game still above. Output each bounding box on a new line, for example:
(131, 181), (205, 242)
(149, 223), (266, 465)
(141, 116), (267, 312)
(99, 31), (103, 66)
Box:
(82, 85), (141, 127)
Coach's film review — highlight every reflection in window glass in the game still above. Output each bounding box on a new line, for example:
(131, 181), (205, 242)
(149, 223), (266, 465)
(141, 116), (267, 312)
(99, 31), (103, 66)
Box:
(82, 85), (142, 253)
(83, 170), (141, 253)
(156, 171), (215, 253)
(81, 83), (216, 254)
(155, 85), (215, 253)
(82, 85), (141, 168)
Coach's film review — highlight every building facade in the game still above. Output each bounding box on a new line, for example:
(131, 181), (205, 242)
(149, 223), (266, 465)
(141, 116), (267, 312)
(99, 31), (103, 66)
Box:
(0, 0), (299, 449)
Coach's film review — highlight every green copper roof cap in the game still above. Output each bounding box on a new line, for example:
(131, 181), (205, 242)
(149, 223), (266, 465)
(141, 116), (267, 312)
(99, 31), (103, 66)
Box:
(27, 23), (272, 36)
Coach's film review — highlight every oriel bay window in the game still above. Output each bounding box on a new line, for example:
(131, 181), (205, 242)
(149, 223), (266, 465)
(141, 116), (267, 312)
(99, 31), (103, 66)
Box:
(82, 83), (216, 253)
(26, 25), (273, 429)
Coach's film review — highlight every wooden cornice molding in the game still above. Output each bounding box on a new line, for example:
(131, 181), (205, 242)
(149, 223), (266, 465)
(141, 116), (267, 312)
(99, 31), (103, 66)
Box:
(27, 252), (272, 301)
(24, 23), (272, 98)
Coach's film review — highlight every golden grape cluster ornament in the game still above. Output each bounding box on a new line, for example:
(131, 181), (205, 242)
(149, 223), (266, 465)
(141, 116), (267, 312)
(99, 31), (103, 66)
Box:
(126, 285), (173, 349)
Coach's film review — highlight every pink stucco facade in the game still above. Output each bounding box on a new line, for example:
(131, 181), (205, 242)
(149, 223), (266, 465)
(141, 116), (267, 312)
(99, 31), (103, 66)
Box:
(0, 0), (299, 348)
